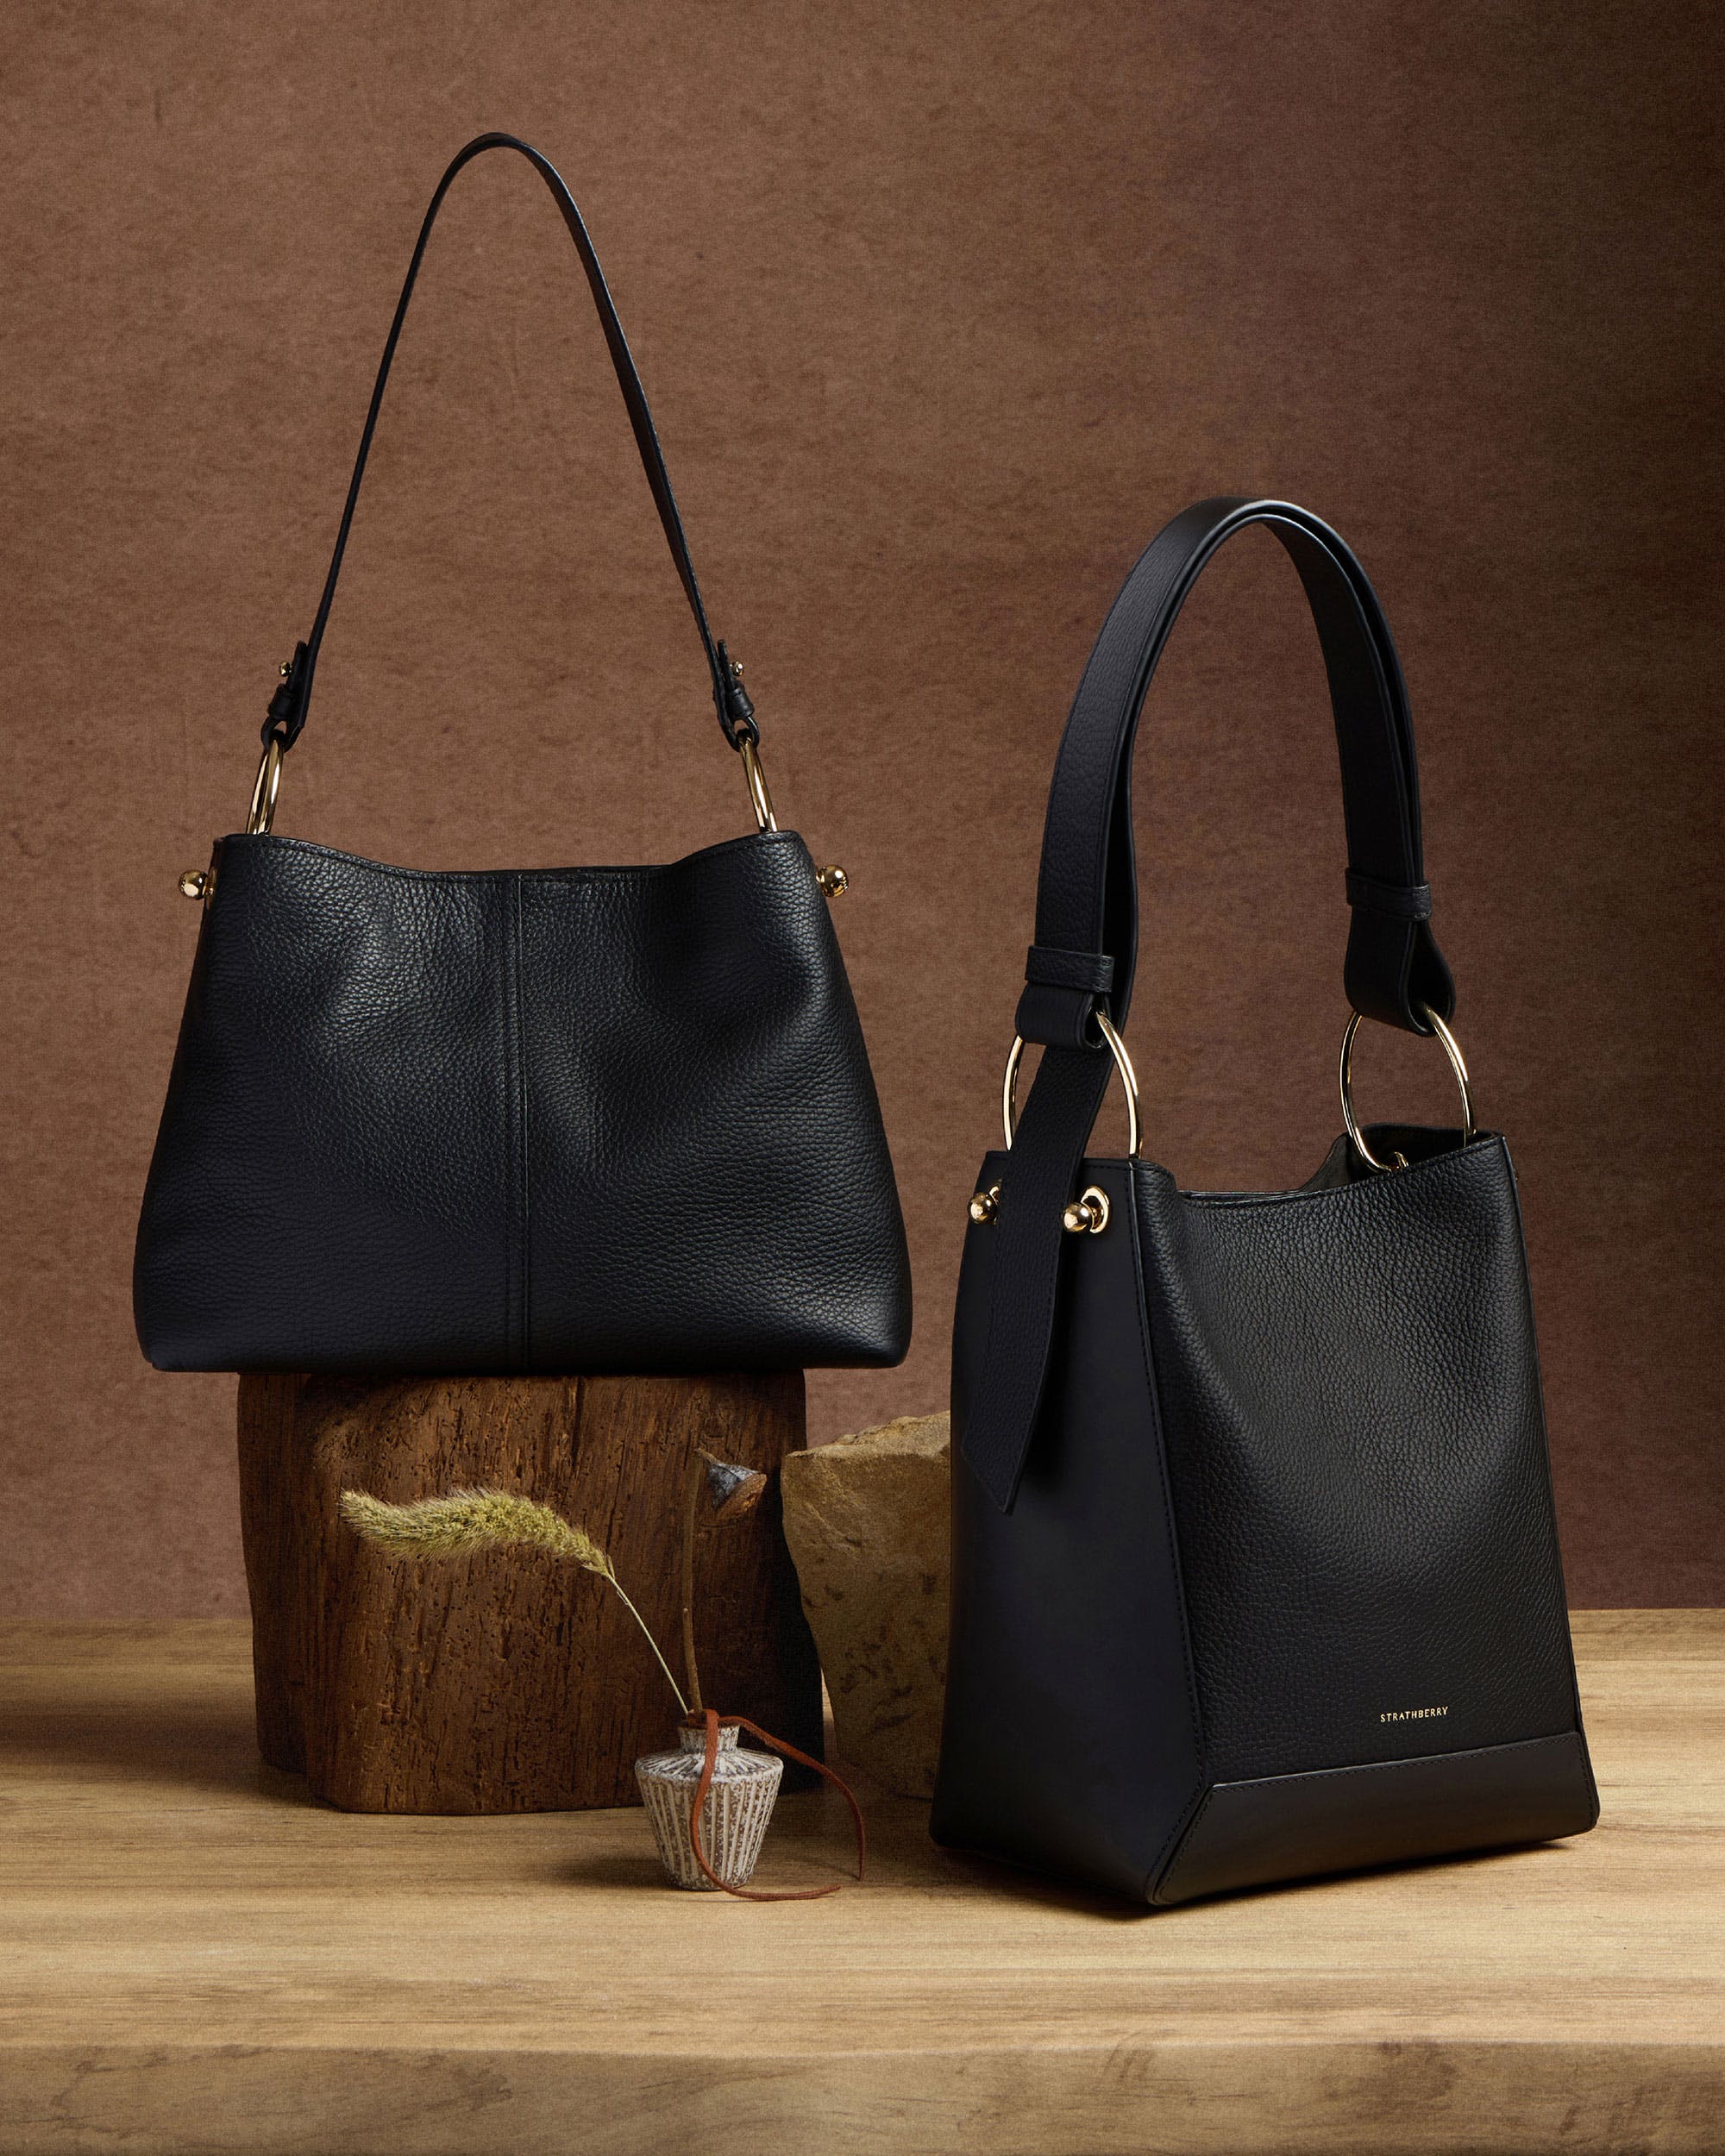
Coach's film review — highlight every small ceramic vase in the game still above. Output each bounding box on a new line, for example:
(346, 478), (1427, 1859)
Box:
(636, 1724), (783, 1890)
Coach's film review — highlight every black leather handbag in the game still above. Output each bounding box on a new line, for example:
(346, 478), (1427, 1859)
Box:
(932, 498), (1597, 1903)
(135, 135), (911, 1376)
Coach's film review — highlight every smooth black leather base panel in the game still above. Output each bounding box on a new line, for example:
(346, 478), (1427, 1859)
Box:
(1153, 1732), (1599, 1906)
(135, 828), (912, 1374)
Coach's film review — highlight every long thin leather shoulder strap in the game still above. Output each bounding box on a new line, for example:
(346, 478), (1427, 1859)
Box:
(261, 133), (758, 755)
(963, 497), (1455, 1512)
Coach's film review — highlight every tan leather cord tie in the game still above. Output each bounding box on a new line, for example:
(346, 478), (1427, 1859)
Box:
(687, 1708), (868, 1902)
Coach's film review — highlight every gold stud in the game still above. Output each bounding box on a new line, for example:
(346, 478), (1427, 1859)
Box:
(817, 864), (849, 899)
(969, 1183), (1001, 1225)
(279, 659), (292, 679)
(1062, 1186), (1111, 1235)
(179, 869), (208, 901)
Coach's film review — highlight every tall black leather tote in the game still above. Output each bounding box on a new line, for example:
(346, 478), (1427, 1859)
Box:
(932, 498), (1596, 1904)
(135, 135), (911, 1376)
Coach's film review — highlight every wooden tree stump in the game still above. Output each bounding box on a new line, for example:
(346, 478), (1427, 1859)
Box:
(235, 1372), (821, 1814)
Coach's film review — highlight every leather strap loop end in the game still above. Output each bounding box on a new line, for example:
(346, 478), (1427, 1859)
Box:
(716, 641), (759, 748)
(262, 642), (311, 752)
(1344, 912), (1456, 1037)
(1013, 981), (1105, 1054)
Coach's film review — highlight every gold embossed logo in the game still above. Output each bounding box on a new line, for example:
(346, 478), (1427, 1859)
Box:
(1379, 1706), (1449, 1722)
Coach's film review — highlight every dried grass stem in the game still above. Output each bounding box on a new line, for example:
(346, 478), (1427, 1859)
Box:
(339, 1488), (688, 1714)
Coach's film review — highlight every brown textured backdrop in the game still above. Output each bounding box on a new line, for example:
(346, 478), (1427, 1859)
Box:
(2, 2), (1720, 1615)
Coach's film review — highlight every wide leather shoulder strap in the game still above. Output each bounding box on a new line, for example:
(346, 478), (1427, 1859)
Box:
(262, 133), (758, 756)
(963, 497), (1455, 1512)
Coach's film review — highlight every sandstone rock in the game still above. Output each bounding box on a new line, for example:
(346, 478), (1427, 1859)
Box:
(781, 1411), (950, 1800)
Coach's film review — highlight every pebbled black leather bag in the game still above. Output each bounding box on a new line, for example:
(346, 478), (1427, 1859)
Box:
(932, 498), (1597, 1904)
(135, 135), (911, 1377)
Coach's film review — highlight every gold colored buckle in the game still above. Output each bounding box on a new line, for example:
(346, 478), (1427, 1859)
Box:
(248, 737), (283, 836)
(1339, 1002), (1475, 1172)
(1001, 1008), (1142, 1158)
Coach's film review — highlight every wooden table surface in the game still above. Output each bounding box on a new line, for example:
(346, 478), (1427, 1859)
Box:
(1, 1612), (1721, 2156)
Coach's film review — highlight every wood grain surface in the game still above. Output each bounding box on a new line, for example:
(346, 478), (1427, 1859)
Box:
(237, 1371), (821, 1810)
(0, 1611), (1720, 2153)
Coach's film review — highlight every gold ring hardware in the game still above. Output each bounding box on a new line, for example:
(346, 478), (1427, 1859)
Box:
(1063, 1185), (1111, 1235)
(248, 737), (283, 837)
(1339, 1002), (1476, 1174)
(736, 731), (848, 897)
(1002, 1008), (1142, 1158)
(738, 735), (777, 833)
(969, 1182), (1002, 1225)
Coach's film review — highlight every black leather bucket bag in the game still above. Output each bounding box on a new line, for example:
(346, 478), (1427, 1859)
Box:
(932, 498), (1596, 1904)
(135, 135), (911, 1377)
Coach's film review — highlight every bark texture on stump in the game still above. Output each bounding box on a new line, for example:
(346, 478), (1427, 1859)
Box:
(236, 1371), (820, 1813)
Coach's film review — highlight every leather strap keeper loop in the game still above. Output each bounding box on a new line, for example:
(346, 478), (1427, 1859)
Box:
(1025, 944), (1116, 995)
(1346, 870), (1433, 921)
(1015, 944), (1117, 1050)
